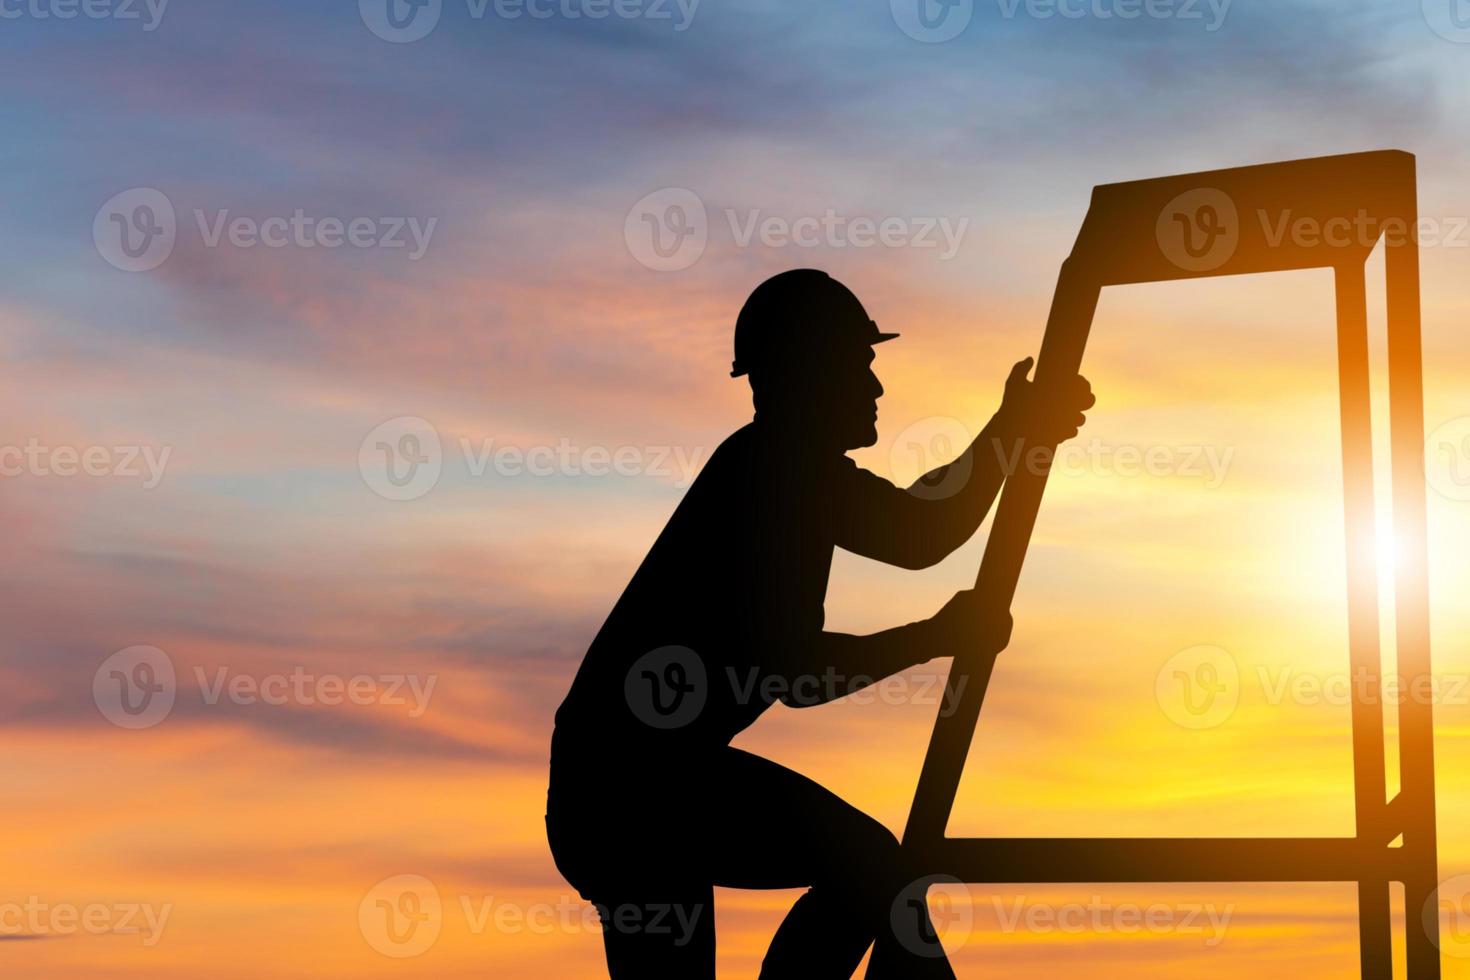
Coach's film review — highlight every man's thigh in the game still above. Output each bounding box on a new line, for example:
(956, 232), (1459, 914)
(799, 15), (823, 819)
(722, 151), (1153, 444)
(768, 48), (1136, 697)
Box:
(702, 747), (900, 891)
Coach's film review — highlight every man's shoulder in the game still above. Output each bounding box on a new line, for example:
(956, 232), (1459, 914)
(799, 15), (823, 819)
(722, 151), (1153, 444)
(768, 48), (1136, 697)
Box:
(683, 423), (876, 500)
(688, 423), (761, 483)
(719, 425), (875, 479)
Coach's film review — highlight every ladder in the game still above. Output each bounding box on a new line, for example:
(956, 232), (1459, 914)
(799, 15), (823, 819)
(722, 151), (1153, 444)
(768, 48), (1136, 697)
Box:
(898, 150), (1441, 979)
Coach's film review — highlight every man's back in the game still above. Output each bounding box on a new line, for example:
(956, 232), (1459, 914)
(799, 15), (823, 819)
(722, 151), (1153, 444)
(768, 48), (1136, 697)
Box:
(553, 421), (839, 754)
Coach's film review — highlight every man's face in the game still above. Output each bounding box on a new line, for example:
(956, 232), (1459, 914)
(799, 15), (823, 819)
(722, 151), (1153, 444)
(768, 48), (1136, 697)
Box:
(808, 345), (884, 450)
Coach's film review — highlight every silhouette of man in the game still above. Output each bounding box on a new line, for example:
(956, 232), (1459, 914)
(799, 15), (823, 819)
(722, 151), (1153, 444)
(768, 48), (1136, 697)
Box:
(548, 269), (1094, 979)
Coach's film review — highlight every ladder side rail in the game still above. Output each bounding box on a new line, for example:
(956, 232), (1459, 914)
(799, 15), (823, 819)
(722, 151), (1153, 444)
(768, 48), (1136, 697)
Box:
(1384, 200), (1441, 980)
(1334, 260), (1394, 978)
(900, 262), (1101, 846)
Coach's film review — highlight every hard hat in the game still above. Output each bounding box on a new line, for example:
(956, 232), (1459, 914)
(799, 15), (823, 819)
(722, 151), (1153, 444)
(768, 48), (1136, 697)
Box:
(730, 269), (898, 378)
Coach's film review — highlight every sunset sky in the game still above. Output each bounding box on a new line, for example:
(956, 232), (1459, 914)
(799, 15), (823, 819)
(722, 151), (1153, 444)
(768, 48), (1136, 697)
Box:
(4, 0), (1470, 976)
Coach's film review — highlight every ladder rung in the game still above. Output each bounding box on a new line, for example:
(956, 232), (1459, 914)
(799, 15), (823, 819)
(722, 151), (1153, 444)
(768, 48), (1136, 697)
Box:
(919, 836), (1410, 884)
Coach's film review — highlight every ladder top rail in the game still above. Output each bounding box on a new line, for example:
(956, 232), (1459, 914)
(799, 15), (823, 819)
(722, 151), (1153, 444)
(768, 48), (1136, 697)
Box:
(1073, 148), (1416, 286)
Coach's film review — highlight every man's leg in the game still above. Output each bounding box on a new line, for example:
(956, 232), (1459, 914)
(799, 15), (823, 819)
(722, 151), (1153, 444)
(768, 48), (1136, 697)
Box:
(703, 748), (957, 980)
(591, 884), (716, 980)
(864, 880), (958, 980)
(547, 791), (716, 980)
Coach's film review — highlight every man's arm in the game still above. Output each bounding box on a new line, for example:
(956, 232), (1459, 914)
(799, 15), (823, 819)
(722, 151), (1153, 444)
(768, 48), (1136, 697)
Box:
(834, 358), (1093, 570)
(778, 588), (1012, 709)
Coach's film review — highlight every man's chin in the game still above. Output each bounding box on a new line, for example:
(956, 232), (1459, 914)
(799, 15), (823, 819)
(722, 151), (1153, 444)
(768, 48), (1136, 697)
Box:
(845, 424), (879, 451)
